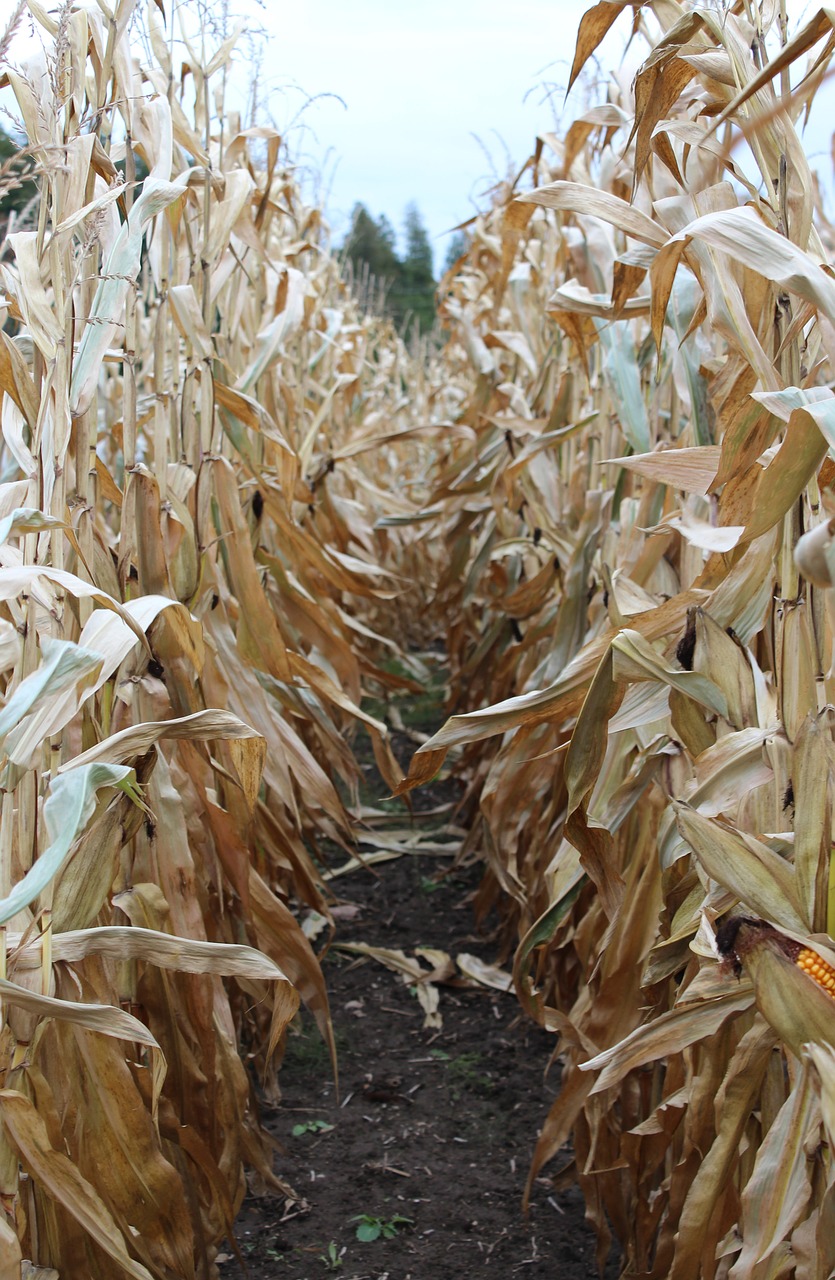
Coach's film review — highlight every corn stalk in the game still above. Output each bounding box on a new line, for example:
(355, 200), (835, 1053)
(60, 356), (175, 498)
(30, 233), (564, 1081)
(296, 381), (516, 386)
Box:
(392, 4), (835, 1274)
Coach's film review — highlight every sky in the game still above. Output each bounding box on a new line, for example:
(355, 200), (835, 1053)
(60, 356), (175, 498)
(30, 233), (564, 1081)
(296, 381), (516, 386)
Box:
(241, 0), (835, 271)
(3, 1), (834, 272)
(241, 0), (626, 266)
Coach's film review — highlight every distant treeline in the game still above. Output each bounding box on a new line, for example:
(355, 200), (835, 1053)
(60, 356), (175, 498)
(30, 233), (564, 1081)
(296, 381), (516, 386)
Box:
(342, 201), (437, 335)
(2, 127), (457, 340)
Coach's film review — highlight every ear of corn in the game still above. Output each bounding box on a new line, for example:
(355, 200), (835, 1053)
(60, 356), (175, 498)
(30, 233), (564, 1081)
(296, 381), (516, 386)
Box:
(794, 947), (835, 997)
(715, 917), (835, 1051)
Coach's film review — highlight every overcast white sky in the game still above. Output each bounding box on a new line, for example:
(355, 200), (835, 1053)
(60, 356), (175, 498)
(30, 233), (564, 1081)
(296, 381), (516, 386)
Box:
(4, 1), (834, 271)
(242, 0), (632, 264)
(244, 0), (835, 270)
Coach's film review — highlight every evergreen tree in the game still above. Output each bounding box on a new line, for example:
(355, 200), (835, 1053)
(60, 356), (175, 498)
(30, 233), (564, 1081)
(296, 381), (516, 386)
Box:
(403, 203), (434, 283)
(342, 201), (437, 336)
(393, 202), (435, 334)
(343, 203), (399, 285)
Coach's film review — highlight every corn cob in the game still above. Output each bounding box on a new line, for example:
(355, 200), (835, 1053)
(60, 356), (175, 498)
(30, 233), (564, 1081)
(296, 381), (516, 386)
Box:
(717, 916), (835, 999)
(793, 947), (835, 998)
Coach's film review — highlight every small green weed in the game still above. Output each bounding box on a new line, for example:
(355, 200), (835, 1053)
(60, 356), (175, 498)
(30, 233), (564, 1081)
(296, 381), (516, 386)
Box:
(283, 1027), (329, 1072)
(318, 1241), (344, 1270)
(350, 1213), (413, 1242)
(283, 1015), (349, 1073)
(448, 1050), (485, 1080)
(291, 1118), (334, 1137)
(431, 1049), (493, 1096)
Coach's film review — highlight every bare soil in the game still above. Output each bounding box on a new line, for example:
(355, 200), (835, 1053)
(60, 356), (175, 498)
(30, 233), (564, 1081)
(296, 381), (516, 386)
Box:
(218, 863), (619, 1279)
(217, 682), (620, 1280)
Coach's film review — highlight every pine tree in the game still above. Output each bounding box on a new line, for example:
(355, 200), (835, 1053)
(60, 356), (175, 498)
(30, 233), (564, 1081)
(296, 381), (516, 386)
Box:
(388, 203), (436, 335)
(342, 201), (436, 335)
(343, 203), (399, 285)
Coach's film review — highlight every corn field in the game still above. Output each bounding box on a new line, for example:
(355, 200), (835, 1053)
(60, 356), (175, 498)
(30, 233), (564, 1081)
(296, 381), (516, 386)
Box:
(2, 0), (835, 1276)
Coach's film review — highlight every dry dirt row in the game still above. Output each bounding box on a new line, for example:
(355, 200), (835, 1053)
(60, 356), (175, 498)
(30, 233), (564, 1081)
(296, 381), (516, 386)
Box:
(218, 694), (620, 1280)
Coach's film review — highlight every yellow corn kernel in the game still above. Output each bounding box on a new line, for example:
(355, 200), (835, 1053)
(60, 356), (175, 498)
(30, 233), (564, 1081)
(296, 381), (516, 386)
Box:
(796, 947), (835, 996)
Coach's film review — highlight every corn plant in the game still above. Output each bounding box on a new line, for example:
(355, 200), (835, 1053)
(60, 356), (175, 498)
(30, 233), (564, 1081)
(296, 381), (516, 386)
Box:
(0, 2), (421, 1274)
(393, 3), (835, 1274)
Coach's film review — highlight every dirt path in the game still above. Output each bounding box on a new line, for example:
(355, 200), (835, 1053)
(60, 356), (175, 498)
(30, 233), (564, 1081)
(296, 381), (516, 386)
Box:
(219, 855), (615, 1279)
(218, 671), (619, 1280)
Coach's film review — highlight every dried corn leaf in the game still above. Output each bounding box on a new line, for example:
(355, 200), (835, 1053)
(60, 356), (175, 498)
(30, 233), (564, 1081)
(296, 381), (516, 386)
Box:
(674, 803), (807, 932)
(0, 1089), (156, 1280)
(729, 1066), (814, 1278)
(604, 446), (720, 494)
(0, 765), (141, 926)
(59, 709), (262, 771)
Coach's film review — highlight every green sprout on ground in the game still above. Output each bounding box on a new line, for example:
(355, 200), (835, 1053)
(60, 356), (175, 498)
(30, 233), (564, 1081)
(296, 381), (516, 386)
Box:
(350, 1213), (414, 1242)
(318, 1241), (344, 1270)
(291, 1118), (334, 1137)
(427, 1048), (493, 1096)
(447, 1050), (493, 1096)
